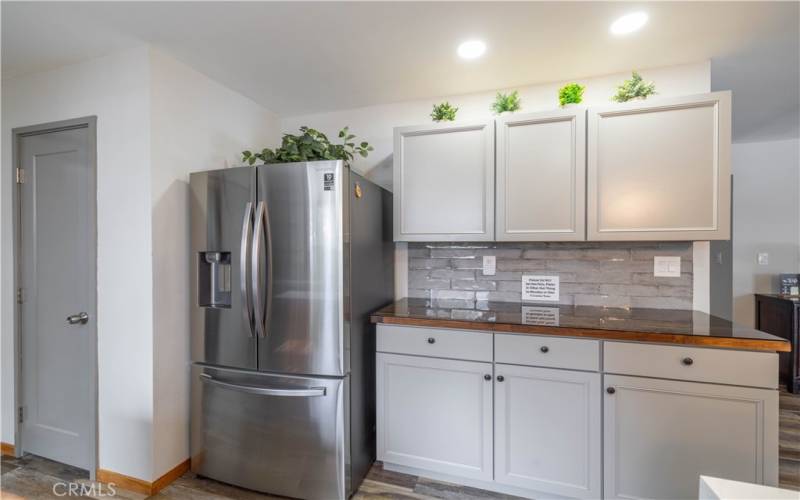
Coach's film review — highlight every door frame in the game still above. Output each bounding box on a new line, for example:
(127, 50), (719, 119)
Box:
(11, 116), (98, 478)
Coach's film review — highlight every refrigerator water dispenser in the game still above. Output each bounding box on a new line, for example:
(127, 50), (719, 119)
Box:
(198, 251), (231, 308)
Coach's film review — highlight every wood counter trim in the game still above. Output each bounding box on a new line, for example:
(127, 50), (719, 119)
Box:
(96, 458), (190, 495)
(371, 315), (792, 353)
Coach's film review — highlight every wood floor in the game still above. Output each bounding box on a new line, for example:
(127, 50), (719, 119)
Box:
(2, 388), (798, 499)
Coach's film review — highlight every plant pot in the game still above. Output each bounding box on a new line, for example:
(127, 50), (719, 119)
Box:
(561, 102), (581, 108)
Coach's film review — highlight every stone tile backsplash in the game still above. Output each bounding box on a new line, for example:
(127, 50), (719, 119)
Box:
(407, 242), (693, 310)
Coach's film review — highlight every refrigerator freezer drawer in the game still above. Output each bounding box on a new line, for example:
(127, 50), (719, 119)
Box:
(190, 365), (349, 499)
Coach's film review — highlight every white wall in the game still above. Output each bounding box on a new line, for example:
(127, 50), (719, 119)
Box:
(280, 61), (711, 188)
(732, 138), (800, 327)
(1, 47), (155, 479)
(1, 46), (279, 482)
(148, 48), (279, 478)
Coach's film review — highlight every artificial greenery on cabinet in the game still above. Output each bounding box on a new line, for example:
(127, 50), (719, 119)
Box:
(242, 126), (373, 166)
(430, 102), (459, 122)
(558, 83), (585, 107)
(491, 91), (521, 114)
(612, 71), (657, 102)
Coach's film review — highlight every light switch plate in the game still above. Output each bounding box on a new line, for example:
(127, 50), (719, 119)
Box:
(757, 252), (769, 265)
(654, 256), (681, 277)
(482, 255), (496, 276)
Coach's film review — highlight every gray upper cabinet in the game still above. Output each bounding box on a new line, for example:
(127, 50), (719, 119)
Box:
(393, 121), (495, 241)
(587, 91), (732, 241)
(496, 109), (586, 241)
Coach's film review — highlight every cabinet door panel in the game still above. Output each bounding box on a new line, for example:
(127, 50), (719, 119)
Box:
(377, 353), (493, 480)
(603, 375), (778, 500)
(393, 121), (494, 241)
(495, 364), (601, 498)
(587, 92), (731, 240)
(497, 109), (586, 241)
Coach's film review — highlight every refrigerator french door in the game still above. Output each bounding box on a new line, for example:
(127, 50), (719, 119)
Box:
(190, 161), (391, 500)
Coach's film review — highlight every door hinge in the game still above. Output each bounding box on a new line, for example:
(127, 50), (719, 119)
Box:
(16, 288), (23, 304)
(16, 168), (24, 184)
(18, 407), (23, 424)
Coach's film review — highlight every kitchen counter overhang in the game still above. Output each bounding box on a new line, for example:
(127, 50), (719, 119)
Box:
(371, 298), (791, 353)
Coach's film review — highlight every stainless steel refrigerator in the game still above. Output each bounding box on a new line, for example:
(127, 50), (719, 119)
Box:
(189, 160), (393, 499)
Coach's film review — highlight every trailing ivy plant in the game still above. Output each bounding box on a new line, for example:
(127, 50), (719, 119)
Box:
(611, 71), (656, 102)
(430, 101), (458, 122)
(242, 126), (373, 166)
(558, 83), (585, 107)
(491, 91), (521, 114)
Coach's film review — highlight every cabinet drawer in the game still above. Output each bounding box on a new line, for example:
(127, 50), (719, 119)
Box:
(604, 342), (778, 389)
(495, 334), (600, 371)
(377, 325), (492, 362)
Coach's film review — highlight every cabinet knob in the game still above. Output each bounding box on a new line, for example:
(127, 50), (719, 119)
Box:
(540, 346), (549, 353)
(682, 357), (694, 366)
(497, 375), (505, 382)
(427, 337), (435, 344)
(484, 374), (491, 381)
(606, 387), (616, 394)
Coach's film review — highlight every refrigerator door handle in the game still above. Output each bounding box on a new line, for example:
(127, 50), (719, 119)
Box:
(252, 201), (272, 339)
(199, 373), (326, 397)
(252, 201), (265, 338)
(240, 202), (255, 338)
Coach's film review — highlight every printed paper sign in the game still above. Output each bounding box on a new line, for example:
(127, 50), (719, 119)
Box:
(521, 306), (560, 326)
(521, 275), (560, 302)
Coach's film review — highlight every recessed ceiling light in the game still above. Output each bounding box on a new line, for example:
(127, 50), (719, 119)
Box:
(457, 40), (486, 60)
(610, 12), (648, 35)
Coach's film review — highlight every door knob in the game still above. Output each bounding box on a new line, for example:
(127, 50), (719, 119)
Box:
(66, 312), (89, 325)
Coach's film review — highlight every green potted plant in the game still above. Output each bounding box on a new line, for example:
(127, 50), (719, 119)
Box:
(241, 126), (373, 167)
(491, 90), (521, 115)
(611, 71), (656, 102)
(430, 102), (458, 122)
(558, 83), (585, 107)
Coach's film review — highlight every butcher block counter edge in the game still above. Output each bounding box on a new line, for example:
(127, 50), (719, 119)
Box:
(370, 300), (791, 353)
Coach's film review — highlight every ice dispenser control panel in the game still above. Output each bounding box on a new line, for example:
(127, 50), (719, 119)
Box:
(198, 251), (231, 308)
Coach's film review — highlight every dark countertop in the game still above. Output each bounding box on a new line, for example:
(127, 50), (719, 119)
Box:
(371, 298), (791, 352)
(756, 293), (800, 303)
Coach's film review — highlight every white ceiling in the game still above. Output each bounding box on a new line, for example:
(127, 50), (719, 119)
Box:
(2, 1), (798, 139)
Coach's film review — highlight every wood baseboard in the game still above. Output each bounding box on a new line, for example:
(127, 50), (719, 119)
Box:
(96, 458), (190, 496)
(152, 458), (190, 494)
(1, 442), (15, 457)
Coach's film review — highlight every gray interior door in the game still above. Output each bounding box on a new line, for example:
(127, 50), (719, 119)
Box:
(255, 161), (345, 377)
(190, 167), (257, 369)
(18, 124), (95, 470)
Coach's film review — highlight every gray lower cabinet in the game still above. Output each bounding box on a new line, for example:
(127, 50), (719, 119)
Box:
(376, 325), (778, 499)
(393, 121), (495, 241)
(376, 352), (494, 481)
(495, 109), (586, 241)
(494, 364), (601, 499)
(603, 374), (779, 500)
(587, 91), (732, 241)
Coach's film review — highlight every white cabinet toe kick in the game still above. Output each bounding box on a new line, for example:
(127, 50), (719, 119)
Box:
(375, 324), (780, 500)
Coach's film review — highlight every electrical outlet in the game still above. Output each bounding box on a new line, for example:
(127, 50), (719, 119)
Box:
(654, 256), (681, 277)
(482, 255), (496, 276)
(757, 252), (769, 265)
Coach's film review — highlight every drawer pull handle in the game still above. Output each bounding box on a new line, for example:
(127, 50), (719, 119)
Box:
(484, 374), (491, 381)
(682, 357), (694, 366)
(540, 346), (549, 353)
(607, 387), (616, 394)
(497, 375), (505, 382)
(427, 337), (436, 344)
